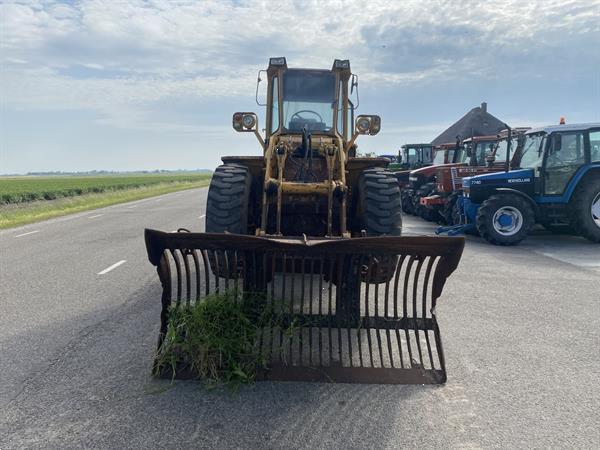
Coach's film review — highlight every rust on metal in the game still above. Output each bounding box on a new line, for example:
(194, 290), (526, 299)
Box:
(145, 229), (465, 384)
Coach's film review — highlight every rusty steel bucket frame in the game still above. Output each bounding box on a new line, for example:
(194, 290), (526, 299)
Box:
(145, 229), (465, 384)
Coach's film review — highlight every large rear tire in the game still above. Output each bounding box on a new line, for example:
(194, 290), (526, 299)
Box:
(476, 194), (534, 245)
(206, 164), (252, 234)
(358, 168), (402, 236)
(569, 178), (600, 243)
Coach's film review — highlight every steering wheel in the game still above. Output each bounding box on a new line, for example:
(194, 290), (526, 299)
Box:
(290, 110), (323, 124)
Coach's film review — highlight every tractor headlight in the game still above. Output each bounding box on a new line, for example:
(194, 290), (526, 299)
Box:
(242, 114), (256, 129)
(355, 115), (381, 136)
(356, 117), (370, 133)
(333, 59), (350, 69)
(232, 112), (258, 132)
(269, 57), (287, 66)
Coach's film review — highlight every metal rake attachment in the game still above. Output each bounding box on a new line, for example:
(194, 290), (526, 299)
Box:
(145, 230), (464, 384)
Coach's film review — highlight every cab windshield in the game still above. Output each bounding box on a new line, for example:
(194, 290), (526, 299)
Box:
(433, 149), (446, 164)
(471, 141), (496, 165)
(518, 133), (545, 169)
(454, 145), (468, 163)
(494, 137), (518, 163)
(403, 146), (433, 164)
(281, 70), (336, 133)
(402, 147), (420, 165)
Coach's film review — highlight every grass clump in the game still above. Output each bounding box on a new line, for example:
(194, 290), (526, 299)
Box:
(155, 292), (268, 389)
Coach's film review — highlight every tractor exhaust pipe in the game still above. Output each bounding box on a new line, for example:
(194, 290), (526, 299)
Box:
(504, 124), (512, 172)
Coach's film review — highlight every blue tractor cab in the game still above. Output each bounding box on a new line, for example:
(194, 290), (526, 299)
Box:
(457, 122), (600, 245)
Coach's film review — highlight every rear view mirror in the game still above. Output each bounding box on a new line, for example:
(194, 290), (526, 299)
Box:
(255, 70), (267, 106)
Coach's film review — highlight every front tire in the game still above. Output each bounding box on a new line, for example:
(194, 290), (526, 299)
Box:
(569, 178), (600, 243)
(443, 193), (459, 225)
(357, 168), (402, 236)
(357, 168), (402, 284)
(206, 164), (252, 234)
(476, 194), (534, 245)
(205, 164), (253, 278)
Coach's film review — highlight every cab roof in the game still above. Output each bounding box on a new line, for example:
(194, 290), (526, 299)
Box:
(527, 122), (600, 135)
(462, 135), (499, 143)
(401, 143), (433, 149)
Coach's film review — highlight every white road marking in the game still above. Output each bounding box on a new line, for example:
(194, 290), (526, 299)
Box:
(97, 260), (127, 275)
(14, 230), (40, 238)
(88, 214), (104, 219)
(199, 214), (205, 219)
(127, 204), (138, 209)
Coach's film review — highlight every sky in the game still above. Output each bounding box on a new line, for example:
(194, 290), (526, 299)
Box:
(1, 0), (599, 174)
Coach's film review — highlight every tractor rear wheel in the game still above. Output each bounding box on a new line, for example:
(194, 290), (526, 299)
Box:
(358, 168), (403, 235)
(569, 178), (600, 243)
(476, 194), (534, 245)
(206, 163), (252, 234)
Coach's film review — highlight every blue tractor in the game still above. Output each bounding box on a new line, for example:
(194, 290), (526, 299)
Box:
(459, 122), (600, 245)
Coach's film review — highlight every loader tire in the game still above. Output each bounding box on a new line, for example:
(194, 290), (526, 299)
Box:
(569, 178), (600, 243)
(476, 194), (534, 246)
(206, 163), (252, 234)
(357, 168), (402, 284)
(358, 168), (402, 236)
(205, 164), (252, 280)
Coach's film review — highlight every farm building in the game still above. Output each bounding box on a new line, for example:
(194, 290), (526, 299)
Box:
(432, 102), (507, 146)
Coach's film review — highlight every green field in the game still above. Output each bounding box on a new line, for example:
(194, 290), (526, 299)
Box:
(0, 173), (212, 229)
(0, 173), (211, 204)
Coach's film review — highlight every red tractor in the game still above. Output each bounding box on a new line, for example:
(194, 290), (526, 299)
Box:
(400, 141), (460, 215)
(419, 129), (529, 224)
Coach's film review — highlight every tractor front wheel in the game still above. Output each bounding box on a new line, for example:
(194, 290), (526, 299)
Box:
(569, 178), (600, 243)
(443, 193), (459, 225)
(476, 194), (534, 245)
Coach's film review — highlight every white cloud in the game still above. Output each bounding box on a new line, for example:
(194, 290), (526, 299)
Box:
(1, 0), (599, 132)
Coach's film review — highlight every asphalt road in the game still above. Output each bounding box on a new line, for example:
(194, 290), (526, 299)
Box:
(1, 187), (599, 449)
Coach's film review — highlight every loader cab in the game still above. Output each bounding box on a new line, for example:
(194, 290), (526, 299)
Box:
(265, 58), (357, 143)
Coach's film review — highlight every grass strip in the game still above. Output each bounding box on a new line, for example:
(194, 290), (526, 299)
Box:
(0, 179), (210, 229)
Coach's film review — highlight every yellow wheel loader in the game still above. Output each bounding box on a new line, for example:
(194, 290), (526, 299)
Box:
(208, 57), (401, 239)
(145, 58), (465, 384)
